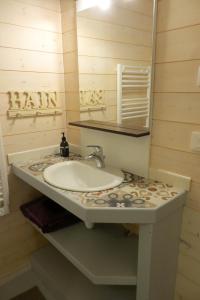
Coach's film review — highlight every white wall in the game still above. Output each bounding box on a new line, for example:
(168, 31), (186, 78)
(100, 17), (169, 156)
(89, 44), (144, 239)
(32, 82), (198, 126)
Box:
(81, 129), (150, 177)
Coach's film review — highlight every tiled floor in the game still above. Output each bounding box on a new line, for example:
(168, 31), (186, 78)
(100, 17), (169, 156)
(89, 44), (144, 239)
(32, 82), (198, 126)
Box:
(10, 287), (46, 300)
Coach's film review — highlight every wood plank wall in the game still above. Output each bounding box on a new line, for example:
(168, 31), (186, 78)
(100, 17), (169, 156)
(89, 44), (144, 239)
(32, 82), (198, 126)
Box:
(0, 0), (65, 281)
(61, 0), (80, 145)
(151, 0), (200, 299)
(76, 0), (153, 122)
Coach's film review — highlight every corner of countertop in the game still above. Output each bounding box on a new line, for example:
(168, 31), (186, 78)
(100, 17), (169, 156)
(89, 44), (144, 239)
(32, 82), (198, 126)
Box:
(149, 168), (191, 192)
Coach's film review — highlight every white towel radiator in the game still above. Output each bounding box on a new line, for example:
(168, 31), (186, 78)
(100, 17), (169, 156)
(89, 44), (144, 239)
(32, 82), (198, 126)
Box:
(117, 64), (151, 127)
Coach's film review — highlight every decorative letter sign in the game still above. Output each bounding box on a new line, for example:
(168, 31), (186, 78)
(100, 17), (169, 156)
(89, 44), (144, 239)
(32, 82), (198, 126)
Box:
(79, 90), (106, 112)
(8, 91), (62, 118)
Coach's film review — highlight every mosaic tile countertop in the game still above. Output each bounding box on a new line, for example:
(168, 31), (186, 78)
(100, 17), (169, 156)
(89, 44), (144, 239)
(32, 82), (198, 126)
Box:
(12, 153), (185, 212)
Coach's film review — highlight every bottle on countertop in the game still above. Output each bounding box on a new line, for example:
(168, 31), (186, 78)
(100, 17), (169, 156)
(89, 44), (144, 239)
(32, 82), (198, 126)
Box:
(60, 132), (69, 157)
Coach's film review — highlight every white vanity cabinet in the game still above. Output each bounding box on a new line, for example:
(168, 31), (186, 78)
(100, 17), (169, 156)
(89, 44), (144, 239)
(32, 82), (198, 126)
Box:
(29, 208), (184, 300)
(12, 154), (186, 300)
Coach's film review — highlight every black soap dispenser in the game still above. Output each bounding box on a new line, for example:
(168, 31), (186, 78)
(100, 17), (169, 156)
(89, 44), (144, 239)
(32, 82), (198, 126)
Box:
(60, 132), (69, 157)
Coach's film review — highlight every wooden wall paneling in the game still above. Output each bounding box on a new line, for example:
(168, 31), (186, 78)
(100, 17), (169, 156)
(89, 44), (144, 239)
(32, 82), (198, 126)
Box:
(78, 56), (150, 74)
(8, 174), (42, 212)
(64, 73), (79, 93)
(151, 146), (200, 183)
(77, 17), (152, 47)
(79, 74), (116, 91)
(152, 120), (200, 153)
(66, 126), (81, 146)
(0, 94), (10, 116)
(65, 91), (80, 111)
(0, 0), (62, 33)
(60, 0), (75, 14)
(66, 110), (80, 124)
(0, 23), (63, 53)
(77, 36), (152, 61)
(63, 52), (78, 73)
(63, 50), (78, 74)
(78, 6), (152, 32)
(14, 0), (61, 13)
(180, 212), (200, 264)
(0, 71), (65, 92)
(176, 273), (200, 300)
(152, 1), (200, 298)
(3, 128), (65, 154)
(154, 60), (200, 93)
(61, 0), (76, 32)
(113, 0), (153, 16)
(0, 47), (64, 73)
(0, 0), (65, 281)
(157, 0), (200, 32)
(80, 106), (117, 123)
(103, 91), (119, 107)
(181, 207), (200, 238)
(153, 93), (200, 124)
(187, 182), (200, 212)
(61, 0), (80, 145)
(156, 25), (200, 63)
(0, 114), (66, 136)
(178, 253), (200, 287)
(62, 30), (77, 53)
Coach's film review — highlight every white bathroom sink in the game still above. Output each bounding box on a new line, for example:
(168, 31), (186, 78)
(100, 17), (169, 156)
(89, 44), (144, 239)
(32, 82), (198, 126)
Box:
(43, 161), (124, 192)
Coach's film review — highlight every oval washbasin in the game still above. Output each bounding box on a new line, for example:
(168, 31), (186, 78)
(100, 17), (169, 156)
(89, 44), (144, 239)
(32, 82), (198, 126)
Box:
(43, 161), (124, 192)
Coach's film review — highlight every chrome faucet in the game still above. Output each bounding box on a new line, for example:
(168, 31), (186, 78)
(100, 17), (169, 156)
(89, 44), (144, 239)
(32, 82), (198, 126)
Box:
(85, 145), (105, 168)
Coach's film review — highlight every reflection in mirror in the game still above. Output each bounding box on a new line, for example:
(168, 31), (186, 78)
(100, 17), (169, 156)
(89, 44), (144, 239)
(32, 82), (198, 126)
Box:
(76, 0), (155, 131)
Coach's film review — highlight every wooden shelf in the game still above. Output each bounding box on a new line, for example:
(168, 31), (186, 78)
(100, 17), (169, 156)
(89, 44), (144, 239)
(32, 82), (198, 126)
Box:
(32, 245), (136, 300)
(32, 222), (138, 286)
(69, 120), (150, 137)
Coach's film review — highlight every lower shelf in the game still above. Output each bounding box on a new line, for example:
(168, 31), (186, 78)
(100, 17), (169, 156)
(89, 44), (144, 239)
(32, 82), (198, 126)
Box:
(32, 245), (136, 300)
(31, 221), (138, 286)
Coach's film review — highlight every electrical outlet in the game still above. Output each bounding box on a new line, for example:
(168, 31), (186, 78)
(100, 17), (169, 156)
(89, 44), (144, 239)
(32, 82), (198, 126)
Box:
(191, 131), (200, 151)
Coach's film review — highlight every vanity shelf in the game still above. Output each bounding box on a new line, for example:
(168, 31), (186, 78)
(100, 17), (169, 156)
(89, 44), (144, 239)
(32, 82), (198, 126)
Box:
(32, 245), (136, 300)
(31, 222), (138, 286)
(69, 120), (150, 137)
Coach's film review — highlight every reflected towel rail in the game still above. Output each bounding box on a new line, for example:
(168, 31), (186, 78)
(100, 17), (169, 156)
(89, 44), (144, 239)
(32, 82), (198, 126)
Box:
(117, 64), (151, 127)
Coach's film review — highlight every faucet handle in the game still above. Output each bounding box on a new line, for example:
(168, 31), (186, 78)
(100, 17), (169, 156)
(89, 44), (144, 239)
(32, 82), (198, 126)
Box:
(86, 145), (105, 168)
(87, 145), (103, 154)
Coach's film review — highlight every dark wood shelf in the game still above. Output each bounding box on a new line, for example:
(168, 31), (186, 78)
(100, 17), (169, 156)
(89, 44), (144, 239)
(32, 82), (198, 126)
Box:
(69, 120), (150, 137)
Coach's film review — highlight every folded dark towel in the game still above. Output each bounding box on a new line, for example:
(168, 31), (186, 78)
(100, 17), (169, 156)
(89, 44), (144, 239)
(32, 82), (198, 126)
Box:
(20, 197), (80, 233)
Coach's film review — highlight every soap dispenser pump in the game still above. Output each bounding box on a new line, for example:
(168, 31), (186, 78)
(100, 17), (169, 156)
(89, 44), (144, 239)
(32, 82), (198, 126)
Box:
(60, 132), (69, 157)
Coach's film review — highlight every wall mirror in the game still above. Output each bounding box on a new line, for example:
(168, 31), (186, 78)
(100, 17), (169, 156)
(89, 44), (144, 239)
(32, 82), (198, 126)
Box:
(70, 0), (156, 137)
